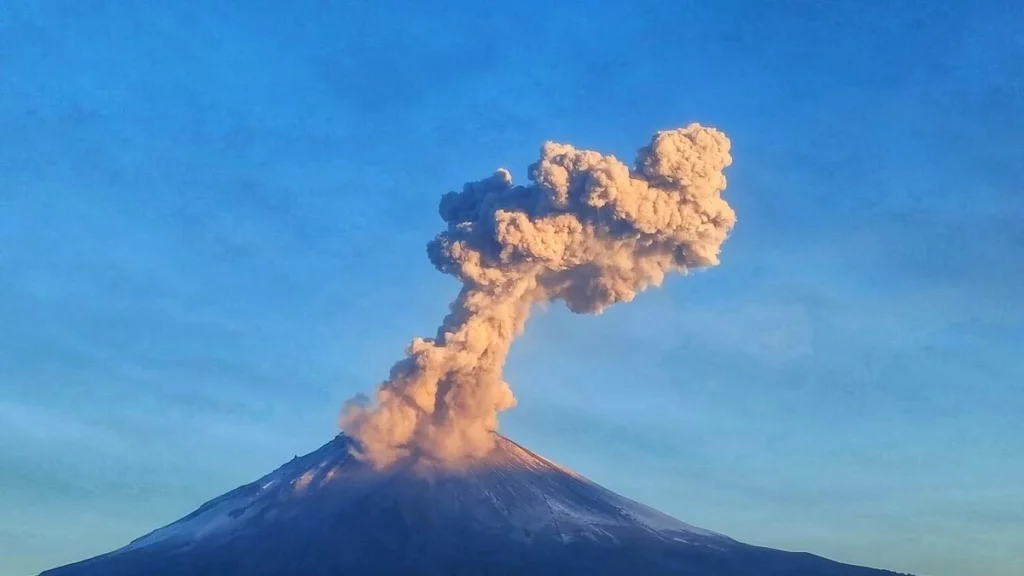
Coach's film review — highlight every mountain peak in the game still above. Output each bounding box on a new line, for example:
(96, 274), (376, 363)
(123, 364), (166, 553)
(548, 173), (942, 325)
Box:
(42, 434), (907, 576)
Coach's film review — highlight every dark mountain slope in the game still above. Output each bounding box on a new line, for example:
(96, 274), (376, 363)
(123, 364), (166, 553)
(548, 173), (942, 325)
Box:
(42, 434), (906, 576)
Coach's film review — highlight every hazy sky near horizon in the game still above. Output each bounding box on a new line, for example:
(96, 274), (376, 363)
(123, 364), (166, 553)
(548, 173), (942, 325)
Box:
(2, 1), (1022, 575)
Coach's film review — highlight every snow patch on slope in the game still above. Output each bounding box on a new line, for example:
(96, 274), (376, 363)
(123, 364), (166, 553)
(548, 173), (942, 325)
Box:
(120, 436), (355, 552)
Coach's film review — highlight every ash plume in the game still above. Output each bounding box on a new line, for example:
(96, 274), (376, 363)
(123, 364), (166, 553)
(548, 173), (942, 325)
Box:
(341, 124), (736, 469)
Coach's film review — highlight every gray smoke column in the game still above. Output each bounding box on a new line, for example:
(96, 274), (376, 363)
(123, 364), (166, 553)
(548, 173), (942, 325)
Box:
(341, 124), (736, 469)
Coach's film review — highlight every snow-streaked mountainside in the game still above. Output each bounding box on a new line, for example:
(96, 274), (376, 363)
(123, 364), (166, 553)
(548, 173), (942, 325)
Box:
(42, 434), (906, 576)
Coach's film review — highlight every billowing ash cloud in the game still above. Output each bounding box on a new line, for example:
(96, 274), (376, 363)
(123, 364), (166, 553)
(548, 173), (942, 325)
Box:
(341, 124), (736, 469)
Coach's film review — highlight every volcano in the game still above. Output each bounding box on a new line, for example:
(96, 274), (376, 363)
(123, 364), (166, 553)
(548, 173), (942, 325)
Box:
(42, 434), (903, 576)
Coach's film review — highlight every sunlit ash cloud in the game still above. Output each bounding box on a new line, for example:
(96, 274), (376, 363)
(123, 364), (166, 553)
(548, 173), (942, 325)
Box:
(341, 124), (737, 469)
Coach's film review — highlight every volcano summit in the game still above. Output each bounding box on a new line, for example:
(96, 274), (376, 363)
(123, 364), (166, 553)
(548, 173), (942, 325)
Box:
(43, 434), (904, 576)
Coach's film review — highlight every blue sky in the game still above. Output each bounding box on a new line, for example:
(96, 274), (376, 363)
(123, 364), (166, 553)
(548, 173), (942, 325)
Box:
(1, 1), (1021, 575)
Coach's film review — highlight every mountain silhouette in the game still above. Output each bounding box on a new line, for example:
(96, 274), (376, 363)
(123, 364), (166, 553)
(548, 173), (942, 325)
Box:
(42, 433), (907, 576)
